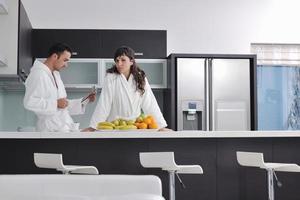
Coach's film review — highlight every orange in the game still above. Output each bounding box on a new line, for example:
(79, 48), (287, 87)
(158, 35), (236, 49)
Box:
(149, 122), (158, 129)
(144, 115), (155, 124)
(138, 122), (148, 129)
(143, 117), (152, 125)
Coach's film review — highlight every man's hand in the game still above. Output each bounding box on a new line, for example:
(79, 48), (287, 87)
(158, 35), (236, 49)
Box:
(57, 98), (68, 109)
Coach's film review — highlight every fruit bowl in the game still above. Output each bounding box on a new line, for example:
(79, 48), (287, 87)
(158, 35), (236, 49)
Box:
(96, 129), (159, 132)
(96, 114), (159, 131)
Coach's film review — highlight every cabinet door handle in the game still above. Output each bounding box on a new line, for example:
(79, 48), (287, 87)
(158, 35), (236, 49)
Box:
(19, 68), (29, 81)
(134, 52), (143, 56)
(72, 52), (78, 56)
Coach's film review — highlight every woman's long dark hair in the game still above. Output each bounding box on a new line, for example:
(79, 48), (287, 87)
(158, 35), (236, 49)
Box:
(107, 46), (146, 95)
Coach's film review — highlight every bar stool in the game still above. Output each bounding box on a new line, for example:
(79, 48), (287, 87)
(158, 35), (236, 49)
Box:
(139, 152), (203, 200)
(237, 151), (300, 200)
(34, 153), (99, 175)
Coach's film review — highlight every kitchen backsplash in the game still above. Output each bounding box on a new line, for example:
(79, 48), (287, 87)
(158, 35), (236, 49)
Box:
(0, 89), (165, 131)
(0, 90), (36, 131)
(0, 90), (99, 131)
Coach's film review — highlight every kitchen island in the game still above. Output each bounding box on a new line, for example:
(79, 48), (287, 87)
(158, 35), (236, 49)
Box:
(1, 131), (300, 200)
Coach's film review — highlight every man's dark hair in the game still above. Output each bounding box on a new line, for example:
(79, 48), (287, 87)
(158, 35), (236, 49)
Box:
(47, 43), (72, 58)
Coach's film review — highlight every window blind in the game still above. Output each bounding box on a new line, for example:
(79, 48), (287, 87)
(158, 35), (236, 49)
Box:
(251, 43), (300, 66)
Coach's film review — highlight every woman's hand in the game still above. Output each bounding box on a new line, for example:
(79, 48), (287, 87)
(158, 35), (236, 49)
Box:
(158, 127), (173, 131)
(81, 127), (96, 132)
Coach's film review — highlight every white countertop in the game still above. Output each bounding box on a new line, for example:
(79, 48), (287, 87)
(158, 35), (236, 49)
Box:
(1, 131), (300, 139)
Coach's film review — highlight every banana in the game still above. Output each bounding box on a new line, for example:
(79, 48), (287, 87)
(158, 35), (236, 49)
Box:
(127, 120), (135, 125)
(119, 125), (138, 130)
(97, 122), (137, 130)
(114, 125), (126, 130)
(97, 125), (114, 130)
(98, 121), (115, 127)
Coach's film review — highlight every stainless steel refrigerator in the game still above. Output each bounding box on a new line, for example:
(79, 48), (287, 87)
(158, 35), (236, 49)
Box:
(166, 54), (257, 131)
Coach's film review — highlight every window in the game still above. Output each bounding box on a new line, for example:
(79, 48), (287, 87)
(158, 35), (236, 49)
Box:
(252, 44), (300, 130)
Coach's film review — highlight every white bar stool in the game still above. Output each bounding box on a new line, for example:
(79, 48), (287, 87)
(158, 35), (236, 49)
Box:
(237, 151), (300, 200)
(140, 152), (203, 200)
(34, 153), (99, 175)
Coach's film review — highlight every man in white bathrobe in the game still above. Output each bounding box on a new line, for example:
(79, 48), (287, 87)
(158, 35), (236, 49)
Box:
(23, 43), (95, 132)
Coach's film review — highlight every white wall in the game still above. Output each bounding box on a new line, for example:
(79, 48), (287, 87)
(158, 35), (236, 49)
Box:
(21, 0), (300, 55)
(0, 0), (18, 74)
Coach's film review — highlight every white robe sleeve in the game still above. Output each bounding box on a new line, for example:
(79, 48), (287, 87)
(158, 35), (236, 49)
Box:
(89, 75), (113, 129)
(141, 78), (167, 129)
(54, 71), (86, 116)
(23, 73), (57, 115)
(67, 98), (86, 115)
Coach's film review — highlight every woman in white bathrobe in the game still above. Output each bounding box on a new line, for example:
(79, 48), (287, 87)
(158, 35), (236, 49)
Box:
(86, 46), (170, 131)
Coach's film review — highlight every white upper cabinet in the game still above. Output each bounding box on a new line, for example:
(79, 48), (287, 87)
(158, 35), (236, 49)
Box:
(37, 58), (167, 89)
(0, 53), (7, 66)
(37, 58), (101, 88)
(0, 0), (31, 76)
(101, 59), (167, 88)
(59, 59), (100, 88)
(0, 0), (8, 67)
(0, 0), (8, 14)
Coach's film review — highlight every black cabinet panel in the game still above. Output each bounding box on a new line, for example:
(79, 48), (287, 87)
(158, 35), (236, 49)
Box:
(273, 138), (300, 200)
(148, 138), (217, 200)
(76, 139), (149, 175)
(32, 29), (102, 58)
(0, 139), (42, 174)
(217, 138), (272, 200)
(101, 30), (167, 58)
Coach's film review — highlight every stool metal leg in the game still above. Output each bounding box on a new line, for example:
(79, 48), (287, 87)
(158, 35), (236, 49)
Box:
(267, 169), (274, 200)
(169, 171), (176, 200)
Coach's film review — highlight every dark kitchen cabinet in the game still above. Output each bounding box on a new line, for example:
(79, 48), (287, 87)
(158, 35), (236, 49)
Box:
(101, 30), (166, 58)
(32, 29), (102, 58)
(18, 0), (32, 78)
(32, 29), (166, 59)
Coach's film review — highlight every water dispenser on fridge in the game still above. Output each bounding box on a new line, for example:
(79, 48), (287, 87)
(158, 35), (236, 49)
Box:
(181, 100), (204, 130)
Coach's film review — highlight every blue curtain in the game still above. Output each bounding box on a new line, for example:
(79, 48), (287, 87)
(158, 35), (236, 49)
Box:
(287, 67), (300, 129)
(257, 65), (300, 130)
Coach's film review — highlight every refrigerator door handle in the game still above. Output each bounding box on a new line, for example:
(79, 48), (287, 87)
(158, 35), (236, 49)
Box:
(205, 58), (210, 131)
(208, 58), (213, 131)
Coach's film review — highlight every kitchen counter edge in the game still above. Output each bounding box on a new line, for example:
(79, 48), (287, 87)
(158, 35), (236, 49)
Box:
(0, 131), (300, 139)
